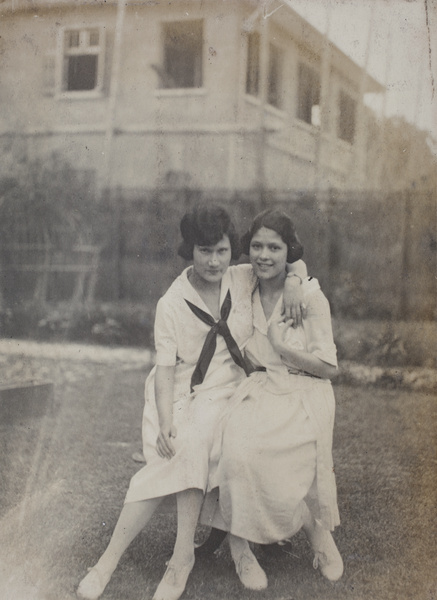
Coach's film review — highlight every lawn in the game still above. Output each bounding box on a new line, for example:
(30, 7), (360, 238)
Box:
(0, 360), (435, 600)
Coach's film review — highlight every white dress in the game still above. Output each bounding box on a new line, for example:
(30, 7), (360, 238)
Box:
(124, 265), (255, 504)
(202, 277), (340, 543)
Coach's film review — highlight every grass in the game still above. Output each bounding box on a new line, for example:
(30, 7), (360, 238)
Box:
(0, 362), (436, 600)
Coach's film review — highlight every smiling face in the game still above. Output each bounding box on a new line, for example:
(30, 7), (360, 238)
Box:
(249, 227), (288, 282)
(192, 234), (232, 284)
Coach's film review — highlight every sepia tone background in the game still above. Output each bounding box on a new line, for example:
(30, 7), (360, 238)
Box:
(0, 1), (436, 599)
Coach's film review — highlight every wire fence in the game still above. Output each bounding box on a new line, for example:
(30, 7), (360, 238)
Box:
(1, 187), (435, 321)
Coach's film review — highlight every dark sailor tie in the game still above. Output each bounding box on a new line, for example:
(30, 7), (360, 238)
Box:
(185, 289), (253, 392)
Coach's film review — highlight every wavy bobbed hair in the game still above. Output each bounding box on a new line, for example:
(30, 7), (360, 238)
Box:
(178, 205), (241, 261)
(240, 209), (303, 263)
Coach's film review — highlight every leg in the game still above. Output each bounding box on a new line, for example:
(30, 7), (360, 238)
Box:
(77, 497), (162, 600)
(153, 488), (203, 600)
(228, 534), (268, 590)
(194, 527), (227, 557)
(302, 503), (343, 582)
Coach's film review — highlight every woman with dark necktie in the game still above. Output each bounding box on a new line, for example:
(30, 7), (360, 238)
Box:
(77, 204), (306, 600)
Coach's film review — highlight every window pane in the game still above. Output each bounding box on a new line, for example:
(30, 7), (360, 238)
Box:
(246, 32), (260, 96)
(162, 20), (203, 88)
(66, 30), (80, 49)
(297, 62), (321, 124)
(267, 43), (283, 109)
(67, 55), (98, 91)
(89, 30), (100, 46)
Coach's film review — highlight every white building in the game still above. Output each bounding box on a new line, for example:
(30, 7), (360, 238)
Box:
(0, 0), (383, 192)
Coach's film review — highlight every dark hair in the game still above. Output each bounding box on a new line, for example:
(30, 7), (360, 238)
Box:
(178, 204), (241, 260)
(240, 209), (303, 263)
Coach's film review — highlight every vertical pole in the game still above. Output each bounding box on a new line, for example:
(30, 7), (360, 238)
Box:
(375, 4), (392, 192)
(351, 4), (375, 189)
(314, 4), (332, 193)
(102, 0), (126, 192)
(101, 0), (126, 299)
(257, 11), (269, 211)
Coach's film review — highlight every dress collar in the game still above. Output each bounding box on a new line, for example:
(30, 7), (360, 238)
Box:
(180, 266), (231, 319)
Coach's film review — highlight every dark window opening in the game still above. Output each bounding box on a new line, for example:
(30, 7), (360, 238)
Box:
(297, 62), (321, 125)
(267, 43), (283, 109)
(246, 32), (260, 96)
(66, 55), (97, 91)
(162, 20), (203, 88)
(338, 90), (356, 143)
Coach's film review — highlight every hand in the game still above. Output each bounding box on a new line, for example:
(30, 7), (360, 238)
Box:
(282, 278), (306, 327)
(268, 317), (294, 351)
(156, 423), (177, 460)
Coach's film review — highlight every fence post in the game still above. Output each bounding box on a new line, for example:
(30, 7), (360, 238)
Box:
(398, 190), (412, 320)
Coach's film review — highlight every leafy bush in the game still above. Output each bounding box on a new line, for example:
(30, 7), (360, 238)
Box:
(0, 302), (154, 348)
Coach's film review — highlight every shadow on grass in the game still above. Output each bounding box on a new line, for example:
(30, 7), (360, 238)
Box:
(0, 363), (436, 600)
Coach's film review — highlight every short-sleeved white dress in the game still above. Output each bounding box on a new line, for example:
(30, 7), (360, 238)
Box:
(124, 264), (255, 504)
(202, 277), (340, 543)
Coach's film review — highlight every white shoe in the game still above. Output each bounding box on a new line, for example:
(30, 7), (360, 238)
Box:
(234, 549), (268, 590)
(311, 523), (343, 581)
(77, 566), (111, 600)
(153, 556), (195, 600)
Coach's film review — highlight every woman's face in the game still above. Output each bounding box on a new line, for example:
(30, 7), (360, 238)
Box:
(192, 235), (232, 284)
(249, 227), (288, 282)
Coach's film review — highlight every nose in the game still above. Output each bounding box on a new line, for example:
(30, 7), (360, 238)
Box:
(209, 252), (219, 265)
(259, 246), (269, 260)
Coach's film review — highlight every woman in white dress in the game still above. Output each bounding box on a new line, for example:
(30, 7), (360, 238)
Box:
(77, 205), (306, 600)
(203, 209), (343, 590)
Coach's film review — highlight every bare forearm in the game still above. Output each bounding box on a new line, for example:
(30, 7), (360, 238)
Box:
(155, 365), (175, 428)
(286, 259), (308, 280)
(276, 342), (336, 379)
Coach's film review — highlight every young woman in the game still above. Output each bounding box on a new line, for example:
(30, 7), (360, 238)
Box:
(202, 209), (343, 590)
(77, 205), (306, 600)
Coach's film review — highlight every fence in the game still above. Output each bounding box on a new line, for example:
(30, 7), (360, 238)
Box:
(93, 187), (436, 321)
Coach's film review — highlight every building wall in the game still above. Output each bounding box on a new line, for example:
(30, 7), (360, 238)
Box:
(0, 1), (374, 192)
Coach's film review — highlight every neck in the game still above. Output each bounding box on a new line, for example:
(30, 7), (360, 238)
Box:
(189, 268), (221, 294)
(259, 271), (286, 297)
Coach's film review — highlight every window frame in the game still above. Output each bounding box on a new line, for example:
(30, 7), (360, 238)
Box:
(267, 42), (284, 110)
(159, 19), (204, 90)
(245, 31), (260, 98)
(56, 25), (105, 99)
(337, 88), (357, 144)
(296, 60), (321, 127)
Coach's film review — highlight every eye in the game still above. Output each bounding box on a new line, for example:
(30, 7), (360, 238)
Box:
(251, 242), (261, 250)
(198, 247), (210, 254)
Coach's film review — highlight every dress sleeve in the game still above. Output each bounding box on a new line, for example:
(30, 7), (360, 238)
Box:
(303, 287), (338, 367)
(154, 296), (178, 366)
(229, 263), (257, 292)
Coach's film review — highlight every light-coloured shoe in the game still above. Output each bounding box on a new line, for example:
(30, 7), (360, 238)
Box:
(153, 556), (195, 600)
(132, 451), (146, 463)
(311, 523), (343, 581)
(234, 549), (268, 590)
(77, 566), (111, 600)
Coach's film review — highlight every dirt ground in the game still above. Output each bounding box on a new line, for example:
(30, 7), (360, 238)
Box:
(0, 347), (436, 600)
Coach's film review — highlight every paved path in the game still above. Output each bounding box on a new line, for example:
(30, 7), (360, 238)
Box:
(0, 338), (436, 392)
(0, 339), (153, 367)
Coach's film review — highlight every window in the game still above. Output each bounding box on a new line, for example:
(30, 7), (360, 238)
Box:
(246, 32), (260, 97)
(267, 43), (283, 109)
(297, 62), (321, 126)
(161, 20), (203, 88)
(62, 28), (104, 93)
(338, 90), (356, 144)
